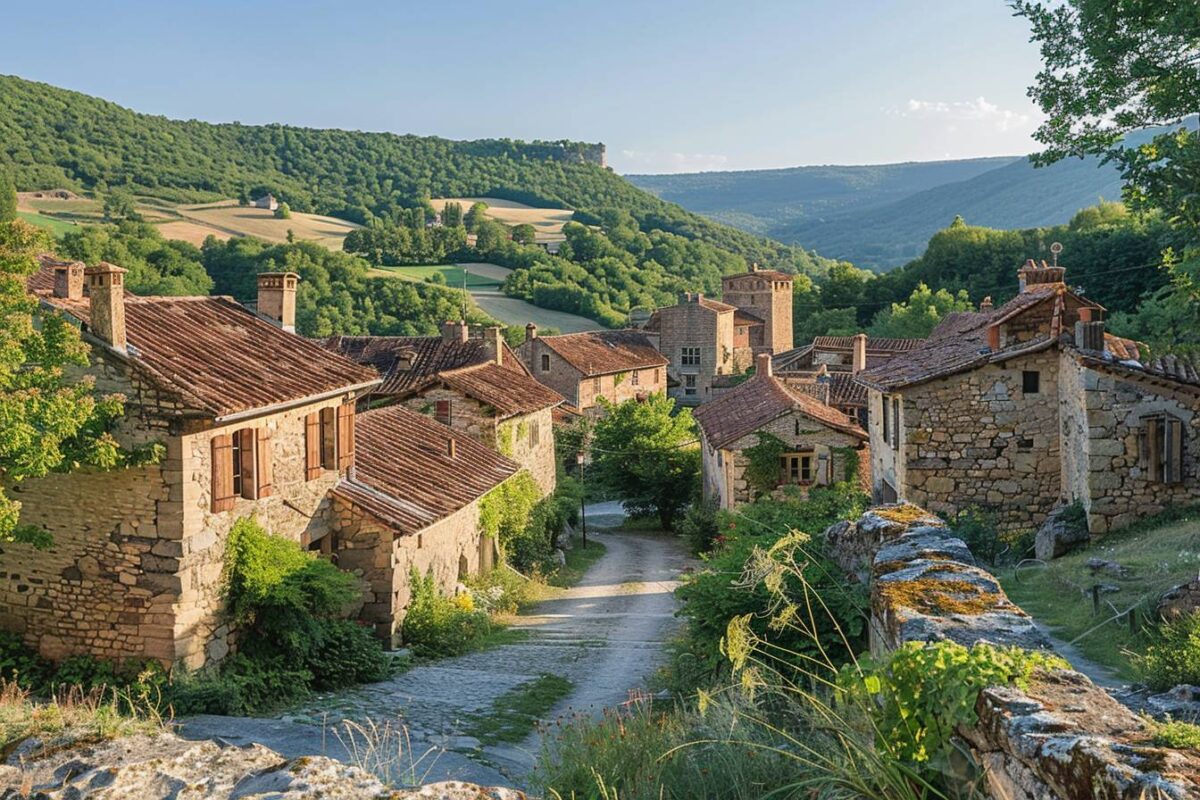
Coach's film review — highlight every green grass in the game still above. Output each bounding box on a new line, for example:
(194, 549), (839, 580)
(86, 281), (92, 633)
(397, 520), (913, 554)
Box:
(18, 211), (80, 236)
(1000, 506), (1200, 679)
(464, 673), (573, 745)
(372, 264), (501, 289)
(546, 540), (607, 589)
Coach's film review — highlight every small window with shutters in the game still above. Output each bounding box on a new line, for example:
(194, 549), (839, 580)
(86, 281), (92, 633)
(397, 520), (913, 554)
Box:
(211, 434), (235, 513)
(434, 399), (451, 426)
(541, 353), (551, 372)
(320, 407), (337, 469)
(305, 412), (322, 480)
(1140, 413), (1185, 484)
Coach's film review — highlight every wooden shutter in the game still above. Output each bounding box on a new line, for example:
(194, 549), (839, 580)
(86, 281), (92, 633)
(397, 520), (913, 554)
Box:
(256, 427), (274, 498)
(337, 403), (355, 471)
(236, 428), (257, 499)
(1166, 417), (1184, 485)
(320, 407), (337, 469)
(305, 412), (322, 480)
(211, 434), (235, 513)
(1147, 417), (1163, 482)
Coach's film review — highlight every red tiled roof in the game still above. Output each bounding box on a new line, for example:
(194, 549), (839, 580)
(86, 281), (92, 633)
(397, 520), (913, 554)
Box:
(536, 330), (667, 376)
(693, 373), (866, 449)
(320, 335), (526, 396)
(812, 335), (924, 353)
(335, 405), (519, 536)
(30, 259), (380, 419)
(856, 310), (999, 391)
(698, 297), (737, 313)
(439, 362), (564, 418)
(1071, 342), (1200, 391)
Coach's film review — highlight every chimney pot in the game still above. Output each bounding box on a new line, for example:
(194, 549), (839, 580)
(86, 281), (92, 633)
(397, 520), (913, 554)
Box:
(53, 261), (85, 300)
(257, 272), (299, 332)
(980, 296), (993, 312)
(1075, 320), (1105, 352)
(851, 332), (868, 373)
(525, 322), (538, 342)
(695, 292), (703, 303)
(755, 351), (773, 378)
(442, 320), (469, 345)
(483, 326), (504, 366)
(84, 262), (128, 352)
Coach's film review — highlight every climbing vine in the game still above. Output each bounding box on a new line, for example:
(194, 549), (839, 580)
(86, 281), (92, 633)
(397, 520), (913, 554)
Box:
(497, 423), (514, 457)
(744, 432), (788, 495)
(613, 371), (627, 386)
(833, 446), (859, 482)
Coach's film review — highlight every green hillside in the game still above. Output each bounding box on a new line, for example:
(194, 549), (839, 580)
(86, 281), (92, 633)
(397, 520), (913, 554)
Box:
(630, 154), (1124, 271)
(0, 74), (831, 277)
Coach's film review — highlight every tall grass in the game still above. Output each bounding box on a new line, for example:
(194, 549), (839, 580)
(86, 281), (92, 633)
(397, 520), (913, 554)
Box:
(333, 718), (441, 788)
(0, 679), (164, 755)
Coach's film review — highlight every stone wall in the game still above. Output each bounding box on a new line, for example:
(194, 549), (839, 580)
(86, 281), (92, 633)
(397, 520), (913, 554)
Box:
(895, 350), (1062, 532)
(517, 338), (665, 413)
(705, 411), (864, 509)
(720, 274), (793, 353)
(825, 504), (1200, 798)
(1059, 351), (1200, 533)
(333, 493), (490, 647)
(656, 302), (734, 406)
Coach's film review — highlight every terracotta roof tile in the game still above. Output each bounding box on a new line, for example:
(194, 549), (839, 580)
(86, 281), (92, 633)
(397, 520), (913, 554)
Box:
(536, 330), (667, 376)
(319, 335), (526, 396)
(733, 308), (764, 326)
(697, 297), (737, 313)
(693, 373), (866, 449)
(811, 335), (924, 353)
(438, 362), (564, 417)
(856, 311), (998, 391)
(334, 405), (519, 536)
(29, 259), (380, 418)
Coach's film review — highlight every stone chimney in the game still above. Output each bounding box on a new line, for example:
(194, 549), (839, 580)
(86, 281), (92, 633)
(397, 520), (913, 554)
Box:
(257, 272), (299, 332)
(483, 326), (504, 366)
(525, 323), (538, 342)
(749, 262), (760, 272)
(755, 351), (773, 379)
(53, 261), (85, 300)
(679, 292), (693, 304)
(1018, 259), (1066, 293)
(442, 320), (469, 345)
(447, 438), (457, 459)
(85, 263), (127, 352)
(851, 333), (868, 373)
(1075, 320), (1105, 352)
(694, 292), (704, 303)
(987, 324), (1000, 351)
(980, 296), (993, 312)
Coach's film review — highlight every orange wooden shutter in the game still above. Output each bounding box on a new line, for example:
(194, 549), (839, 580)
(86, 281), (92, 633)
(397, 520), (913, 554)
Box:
(1166, 418), (1184, 484)
(211, 434), (235, 512)
(337, 403), (355, 471)
(256, 427), (274, 498)
(237, 428), (257, 499)
(305, 412), (322, 480)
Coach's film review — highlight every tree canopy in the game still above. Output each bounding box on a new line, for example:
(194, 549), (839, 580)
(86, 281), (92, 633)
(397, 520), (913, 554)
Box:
(868, 283), (974, 339)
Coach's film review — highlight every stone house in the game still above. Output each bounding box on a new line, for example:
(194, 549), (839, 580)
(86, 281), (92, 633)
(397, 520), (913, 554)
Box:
(516, 326), (667, 415)
(719, 264), (794, 354)
(13, 260), (379, 668)
(331, 404), (520, 647)
(643, 293), (755, 405)
(693, 353), (868, 509)
(251, 194), (279, 211)
(321, 323), (563, 494)
(771, 334), (924, 426)
(858, 259), (1200, 534)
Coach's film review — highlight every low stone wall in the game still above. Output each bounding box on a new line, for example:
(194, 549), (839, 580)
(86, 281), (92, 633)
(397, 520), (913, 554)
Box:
(825, 504), (1200, 799)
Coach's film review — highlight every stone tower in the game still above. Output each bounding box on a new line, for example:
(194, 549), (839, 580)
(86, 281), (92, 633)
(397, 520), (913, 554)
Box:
(720, 263), (794, 353)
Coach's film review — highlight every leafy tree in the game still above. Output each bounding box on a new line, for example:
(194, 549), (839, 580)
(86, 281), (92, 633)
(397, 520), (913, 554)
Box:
(464, 202), (489, 232)
(274, 202), (292, 220)
(0, 172), (15, 223)
(58, 221), (212, 296)
(511, 223), (537, 245)
(441, 201), (464, 228)
(589, 394), (699, 530)
(102, 189), (138, 221)
(0, 220), (162, 545)
(1068, 199), (1129, 231)
(1015, 0), (1200, 336)
(794, 307), (858, 344)
(869, 282), (974, 338)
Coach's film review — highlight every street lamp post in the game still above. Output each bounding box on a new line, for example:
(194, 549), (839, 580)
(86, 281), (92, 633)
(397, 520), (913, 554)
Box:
(576, 451), (588, 549)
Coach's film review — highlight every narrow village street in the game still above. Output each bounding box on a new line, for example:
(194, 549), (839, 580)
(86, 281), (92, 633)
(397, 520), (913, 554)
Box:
(178, 513), (690, 789)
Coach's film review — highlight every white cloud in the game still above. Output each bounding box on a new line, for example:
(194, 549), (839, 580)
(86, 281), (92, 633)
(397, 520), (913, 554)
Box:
(889, 96), (1036, 132)
(616, 149), (730, 174)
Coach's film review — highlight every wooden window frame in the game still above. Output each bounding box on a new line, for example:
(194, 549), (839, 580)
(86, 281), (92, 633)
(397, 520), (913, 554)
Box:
(779, 451), (815, 486)
(1141, 413), (1185, 485)
(305, 412), (322, 480)
(320, 406), (337, 469)
(630, 370), (639, 386)
(540, 353), (550, 372)
(212, 434), (235, 513)
(1022, 370), (1041, 395)
(681, 346), (701, 367)
(336, 402), (355, 472)
(881, 394), (890, 444)
(529, 419), (540, 447)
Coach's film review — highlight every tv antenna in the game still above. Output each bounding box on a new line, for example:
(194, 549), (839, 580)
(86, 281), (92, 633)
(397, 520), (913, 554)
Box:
(1050, 242), (1063, 267)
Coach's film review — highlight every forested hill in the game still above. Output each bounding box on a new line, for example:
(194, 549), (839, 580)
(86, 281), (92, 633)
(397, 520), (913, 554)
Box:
(629, 153), (1123, 271)
(0, 74), (831, 276)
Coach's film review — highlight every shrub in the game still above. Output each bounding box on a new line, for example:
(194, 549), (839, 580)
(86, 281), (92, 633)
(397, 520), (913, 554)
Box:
(1137, 612), (1200, 690)
(402, 568), (493, 658)
(168, 654), (313, 716)
(676, 498), (719, 555)
(1155, 719), (1200, 749)
(0, 632), (51, 690)
(839, 641), (1068, 765)
(950, 507), (1001, 566)
(465, 566), (532, 615)
(305, 619), (391, 690)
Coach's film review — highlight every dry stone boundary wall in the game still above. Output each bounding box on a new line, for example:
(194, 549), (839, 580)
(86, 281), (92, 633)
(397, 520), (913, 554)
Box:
(825, 504), (1200, 799)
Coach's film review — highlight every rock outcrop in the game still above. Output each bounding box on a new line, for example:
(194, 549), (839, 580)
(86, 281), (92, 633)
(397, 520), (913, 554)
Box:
(0, 731), (526, 799)
(1033, 505), (1090, 560)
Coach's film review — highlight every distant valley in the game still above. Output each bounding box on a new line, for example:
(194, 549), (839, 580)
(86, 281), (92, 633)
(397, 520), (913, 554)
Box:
(628, 153), (1124, 271)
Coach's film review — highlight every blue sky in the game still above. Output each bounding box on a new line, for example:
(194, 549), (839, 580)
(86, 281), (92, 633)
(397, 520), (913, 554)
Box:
(0, 0), (1045, 174)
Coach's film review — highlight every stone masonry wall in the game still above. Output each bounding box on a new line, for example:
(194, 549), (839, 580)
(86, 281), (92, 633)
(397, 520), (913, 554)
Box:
(902, 350), (1061, 533)
(1059, 351), (1200, 534)
(825, 505), (1200, 798)
(657, 303), (732, 406)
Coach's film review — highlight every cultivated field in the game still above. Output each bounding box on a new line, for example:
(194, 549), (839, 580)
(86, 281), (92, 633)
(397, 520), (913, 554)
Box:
(429, 197), (572, 244)
(175, 202), (361, 249)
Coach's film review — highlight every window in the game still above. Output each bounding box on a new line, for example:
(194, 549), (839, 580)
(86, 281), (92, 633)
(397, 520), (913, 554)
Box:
(631, 370), (639, 386)
(541, 353), (550, 372)
(684, 374), (697, 396)
(529, 420), (540, 446)
(1141, 414), (1185, 484)
(779, 452), (815, 485)
(212, 427), (272, 511)
(794, 419), (801, 436)
(681, 347), (701, 366)
(1022, 370), (1040, 395)
(891, 397), (901, 451)
(434, 399), (451, 426)
(881, 395), (890, 444)
(593, 376), (602, 393)
(654, 369), (661, 383)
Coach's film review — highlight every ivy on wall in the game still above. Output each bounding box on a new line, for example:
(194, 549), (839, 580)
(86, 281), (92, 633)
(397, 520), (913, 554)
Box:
(744, 432), (789, 495)
(497, 423), (515, 457)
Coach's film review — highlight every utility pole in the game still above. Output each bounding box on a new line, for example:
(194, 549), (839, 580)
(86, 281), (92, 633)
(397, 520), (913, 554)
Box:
(576, 451), (588, 549)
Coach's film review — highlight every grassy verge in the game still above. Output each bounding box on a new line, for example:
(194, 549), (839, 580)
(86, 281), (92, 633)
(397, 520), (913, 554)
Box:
(0, 681), (162, 753)
(465, 673), (573, 745)
(999, 507), (1200, 678)
(17, 211), (79, 236)
(546, 540), (607, 589)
